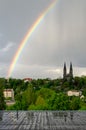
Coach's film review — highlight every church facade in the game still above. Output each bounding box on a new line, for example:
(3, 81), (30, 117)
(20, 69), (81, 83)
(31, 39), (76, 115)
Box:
(63, 62), (73, 81)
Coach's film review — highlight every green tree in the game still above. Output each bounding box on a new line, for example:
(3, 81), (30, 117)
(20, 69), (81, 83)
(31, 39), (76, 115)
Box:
(37, 88), (55, 100)
(0, 78), (6, 110)
(47, 92), (57, 110)
(20, 84), (36, 109)
(53, 93), (69, 110)
(69, 96), (80, 110)
(29, 95), (48, 110)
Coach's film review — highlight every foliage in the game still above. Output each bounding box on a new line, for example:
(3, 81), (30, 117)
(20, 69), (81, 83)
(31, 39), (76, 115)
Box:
(0, 76), (86, 110)
(0, 78), (6, 110)
(29, 95), (48, 110)
(53, 93), (70, 110)
(69, 96), (81, 110)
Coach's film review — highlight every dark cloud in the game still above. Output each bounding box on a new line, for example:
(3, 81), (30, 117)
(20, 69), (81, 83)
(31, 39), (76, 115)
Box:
(0, 0), (86, 78)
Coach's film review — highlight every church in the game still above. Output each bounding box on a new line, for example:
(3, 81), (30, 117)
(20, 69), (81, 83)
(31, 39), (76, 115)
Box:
(63, 62), (73, 81)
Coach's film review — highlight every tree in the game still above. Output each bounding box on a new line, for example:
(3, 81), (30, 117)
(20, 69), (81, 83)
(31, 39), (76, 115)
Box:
(35, 96), (47, 110)
(69, 96), (80, 110)
(47, 92), (57, 110)
(20, 84), (36, 109)
(0, 78), (6, 110)
(37, 88), (55, 100)
(53, 93), (70, 110)
(29, 95), (48, 110)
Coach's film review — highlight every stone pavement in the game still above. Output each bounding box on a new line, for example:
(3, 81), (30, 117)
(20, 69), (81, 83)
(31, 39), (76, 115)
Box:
(0, 111), (86, 130)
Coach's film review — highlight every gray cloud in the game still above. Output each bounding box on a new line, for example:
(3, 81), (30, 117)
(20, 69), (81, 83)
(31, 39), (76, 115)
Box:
(1, 42), (14, 52)
(19, 0), (86, 66)
(0, 0), (86, 78)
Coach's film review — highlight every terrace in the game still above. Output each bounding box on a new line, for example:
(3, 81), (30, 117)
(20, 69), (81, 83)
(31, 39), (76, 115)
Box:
(0, 111), (86, 130)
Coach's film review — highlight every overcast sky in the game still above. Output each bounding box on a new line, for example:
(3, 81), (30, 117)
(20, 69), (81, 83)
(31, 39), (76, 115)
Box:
(0, 0), (86, 79)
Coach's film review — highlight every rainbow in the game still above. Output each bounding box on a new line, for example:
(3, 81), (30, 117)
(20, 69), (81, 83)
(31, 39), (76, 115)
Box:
(7, 0), (58, 78)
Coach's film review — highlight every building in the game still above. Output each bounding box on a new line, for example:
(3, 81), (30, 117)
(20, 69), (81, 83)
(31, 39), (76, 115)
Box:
(63, 62), (73, 81)
(23, 78), (32, 82)
(67, 90), (82, 96)
(3, 89), (14, 100)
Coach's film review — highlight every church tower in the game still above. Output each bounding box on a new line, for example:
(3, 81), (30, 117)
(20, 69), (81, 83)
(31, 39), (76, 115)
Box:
(69, 62), (73, 78)
(63, 62), (67, 80)
(63, 62), (73, 81)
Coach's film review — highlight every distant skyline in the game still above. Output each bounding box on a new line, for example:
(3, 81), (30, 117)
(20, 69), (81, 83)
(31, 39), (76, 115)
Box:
(0, 0), (86, 79)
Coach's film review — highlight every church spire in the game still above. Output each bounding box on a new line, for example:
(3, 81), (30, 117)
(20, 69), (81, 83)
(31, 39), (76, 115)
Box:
(63, 62), (67, 79)
(69, 62), (73, 78)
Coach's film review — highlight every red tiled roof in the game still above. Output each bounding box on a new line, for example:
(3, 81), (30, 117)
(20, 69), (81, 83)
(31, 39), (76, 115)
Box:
(23, 78), (32, 81)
